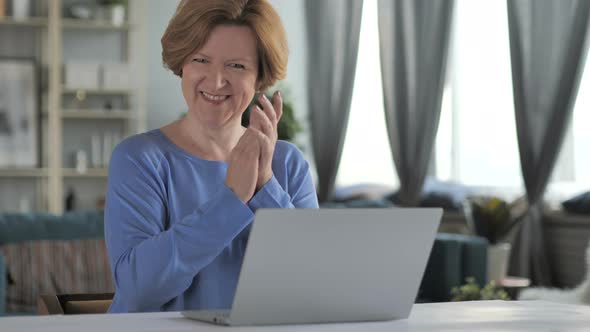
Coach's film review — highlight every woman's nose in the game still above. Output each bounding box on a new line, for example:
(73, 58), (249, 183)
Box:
(205, 67), (228, 90)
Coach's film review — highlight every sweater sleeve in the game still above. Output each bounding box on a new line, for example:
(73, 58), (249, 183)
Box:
(248, 142), (319, 211)
(104, 144), (253, 312)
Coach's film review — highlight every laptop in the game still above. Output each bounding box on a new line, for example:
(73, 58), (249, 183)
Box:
(182, 208), (442, 326)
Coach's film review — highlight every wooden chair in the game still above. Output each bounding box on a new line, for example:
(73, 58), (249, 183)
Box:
(38, 293), (114, 315)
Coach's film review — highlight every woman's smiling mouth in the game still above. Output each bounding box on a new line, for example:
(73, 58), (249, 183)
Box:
(201, 91), (230, 104)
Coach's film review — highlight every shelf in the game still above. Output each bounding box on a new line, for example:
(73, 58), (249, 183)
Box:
(0, 168), (48, 178)
(62, 19), (131, 30)
(62, 168), (109, 178)
(62, 88), (132, 95)
(0, 168), (109, 178)
(41, 109), (131, 120)
(0, 18), (131, 30)
(0, 0), (145, 214)
(0, 168), (111, 178)
(61, 109), (131, 119)
(0, 17), (48, 27)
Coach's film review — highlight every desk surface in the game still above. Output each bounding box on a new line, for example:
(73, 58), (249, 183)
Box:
(1, 300), (588, 331)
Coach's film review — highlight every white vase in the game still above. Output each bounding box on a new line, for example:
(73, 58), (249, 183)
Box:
(12, 0), (31, 20)
(487, 242), (511, 283)
(109, 4), (125, 26)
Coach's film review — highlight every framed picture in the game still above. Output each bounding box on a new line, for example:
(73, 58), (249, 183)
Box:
(0, 58), (39, 167)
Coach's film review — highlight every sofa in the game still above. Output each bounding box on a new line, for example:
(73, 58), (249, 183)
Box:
(0, 211), (112, 315)
(419, 232), (487, 302)
(0, 209), (487, 315)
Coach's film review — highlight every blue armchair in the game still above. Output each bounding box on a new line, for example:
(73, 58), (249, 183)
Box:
(419, 233), (488, 302)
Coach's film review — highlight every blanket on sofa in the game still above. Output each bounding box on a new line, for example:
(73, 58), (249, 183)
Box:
(1, 239), (113, 313)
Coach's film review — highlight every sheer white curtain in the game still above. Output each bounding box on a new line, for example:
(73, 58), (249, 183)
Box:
(336, 0), (398, 188)
(435, 0), (522, 193)
(337, 0), (590, 202)
(305, 0), (363, 201)
(547, 54), (590, 203)
(436, 0), (590, 202)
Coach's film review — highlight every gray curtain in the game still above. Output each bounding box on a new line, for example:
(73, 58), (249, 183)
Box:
(378, 0), (454, 206)
(507, 0), (590, 285)
(305, 0), (363, 202)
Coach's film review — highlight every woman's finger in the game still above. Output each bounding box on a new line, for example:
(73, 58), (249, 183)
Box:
(248, 105), (262, 131)
(258, 93), (277, 125)
(252, 105), (274, 138)
(273, 90), (283, 122)
(248, 127), (272, 167)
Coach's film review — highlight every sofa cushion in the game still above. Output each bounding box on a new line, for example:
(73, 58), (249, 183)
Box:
(320, 199), (394, 209)
(0, 211), (104, 245)
(562, 191), (590, 215)
(332, 184), (397, 202)
(387, 191), (461, 210)
(419, 233), (488, 302)
(1, 239), (113, 314)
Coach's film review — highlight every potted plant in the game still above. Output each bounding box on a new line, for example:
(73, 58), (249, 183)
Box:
(241, 86), (303, 143)
(451, 277), (511, 301)
(464, 196), (526, 283)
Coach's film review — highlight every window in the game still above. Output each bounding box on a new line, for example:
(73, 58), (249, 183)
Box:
(337, 0), (590, 202)
(437, 0), (590, 201)
(336, 0), (398, 188)
(435, 0), (522, 192)
(547, 52), (590, 202)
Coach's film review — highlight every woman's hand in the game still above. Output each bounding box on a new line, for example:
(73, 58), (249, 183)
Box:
(249, 91), (283, 189)
(225, 128), (261, 203)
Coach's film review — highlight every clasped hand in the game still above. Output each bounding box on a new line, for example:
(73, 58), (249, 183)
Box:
(225, 91), (283, 203)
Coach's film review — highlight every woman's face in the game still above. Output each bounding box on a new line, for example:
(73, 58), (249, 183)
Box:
(181, 25), (259, 130)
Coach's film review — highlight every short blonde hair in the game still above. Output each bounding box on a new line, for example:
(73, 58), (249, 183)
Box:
(161, 0), (288, 91)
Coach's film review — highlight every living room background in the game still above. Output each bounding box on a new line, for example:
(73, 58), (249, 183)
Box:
(1, 0), (590, 317)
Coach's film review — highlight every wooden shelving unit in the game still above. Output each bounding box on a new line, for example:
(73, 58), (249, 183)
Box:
(62, 168), (108, 178)
(0, 168), (48, 178)
(61, 19), (132, 30)
(0, 16), (131, 30)
(61, 109), (131, 120)
(61, 88), (133, 96)
(0, 16), (48, 27)
(0, 0), (146, 213)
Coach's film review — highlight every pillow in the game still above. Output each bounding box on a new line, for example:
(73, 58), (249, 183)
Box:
(332, 183), (396, 202)
(1, 239), (114, 314)
(562, 191), (590, 214)
(422, 177), (473, 209)
(386, 190), (463, 211)
(385, 177), (473, 210)
(319, 199), (394, 209)
(344, 198), (394, 208)
(0, 211), (104, 245)
(421, 191), (462, 211)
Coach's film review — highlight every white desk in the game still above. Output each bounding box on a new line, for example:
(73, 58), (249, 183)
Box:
(1, 300), (588, 331)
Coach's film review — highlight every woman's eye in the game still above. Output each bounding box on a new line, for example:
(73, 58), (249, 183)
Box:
(192, 58), (207, 63)
(228, 63), (245, 69)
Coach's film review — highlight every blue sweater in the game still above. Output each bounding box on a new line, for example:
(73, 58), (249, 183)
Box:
(104, 129), (319, 313)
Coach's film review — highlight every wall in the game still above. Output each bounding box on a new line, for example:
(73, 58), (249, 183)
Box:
(144, 0), (184, 130)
